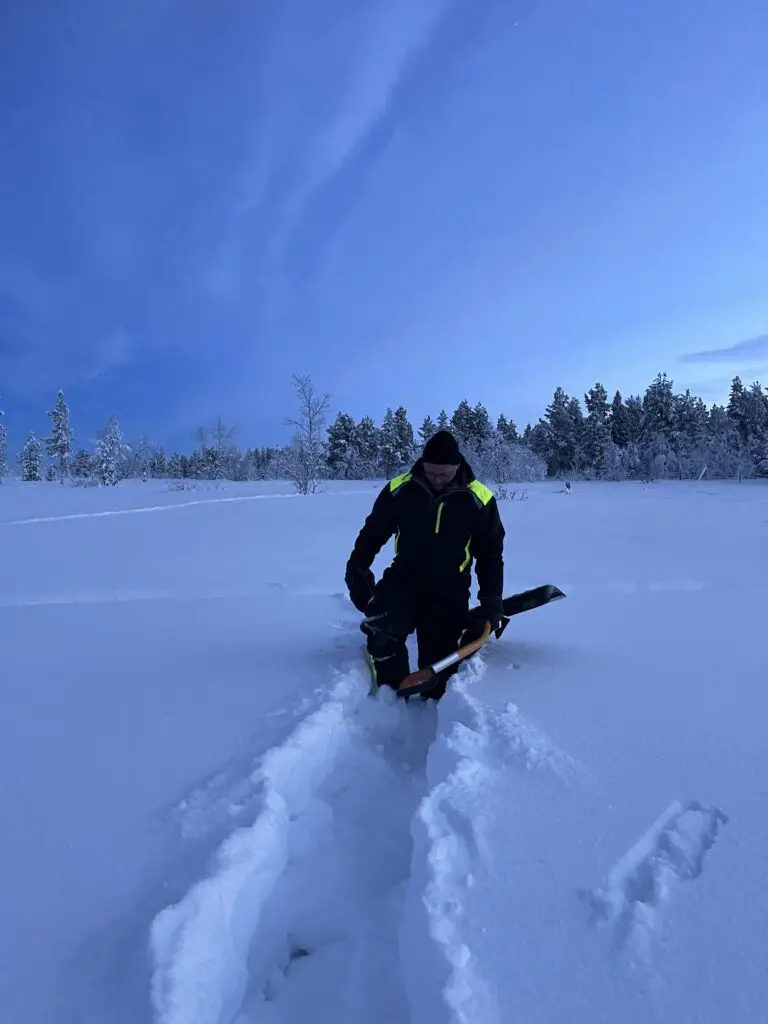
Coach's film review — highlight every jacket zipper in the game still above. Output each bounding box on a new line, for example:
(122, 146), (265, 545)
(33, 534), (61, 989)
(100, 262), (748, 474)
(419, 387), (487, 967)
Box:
(434, 501), (444, 533)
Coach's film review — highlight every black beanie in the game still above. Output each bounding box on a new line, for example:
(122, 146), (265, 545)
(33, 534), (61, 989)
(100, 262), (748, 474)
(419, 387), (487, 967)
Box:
(422, 430), (461, 465)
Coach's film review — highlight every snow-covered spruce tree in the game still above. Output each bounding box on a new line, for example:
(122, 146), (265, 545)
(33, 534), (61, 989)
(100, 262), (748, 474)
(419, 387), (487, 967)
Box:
(377, 407), (415, 477)
(449, 400), (494, 450)
(45, 390), (73, 483)
(671, 390), (709, 479)
(726, 377), (768, 478)
(70, 448), (93, 481)
(325, 411), (359, 479)
(208, 416), (238, 480)
(167, 452), (185, 479)
(392, 407), (415, 466)
(537, 387), (582, 476)
(149, 447), (167, 478)
(567, 396), (586, 472)
(378, 408), (401, 477)
(582, 383), (612, 477)
(19, 433), (42, 481)
(95, 414), (125, 485)
(283, 373), (330, 494)
(704, 405), (739, 478)
(637, 373), (678, 478)
(581, 384), (624, 480)
(496, 413), (518, 444)
(418, 415), (437, 447)
(354, 416), (380, 478)
(449, 400), (475, 447)
(0, 402), (7, 480)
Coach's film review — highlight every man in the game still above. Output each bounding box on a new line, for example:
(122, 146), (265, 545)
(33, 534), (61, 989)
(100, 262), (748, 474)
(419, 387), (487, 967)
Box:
(344, 429), (505, 699)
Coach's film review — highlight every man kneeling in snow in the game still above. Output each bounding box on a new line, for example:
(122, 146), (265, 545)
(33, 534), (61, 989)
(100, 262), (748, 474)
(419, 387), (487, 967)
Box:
(344, 430), (505, 700)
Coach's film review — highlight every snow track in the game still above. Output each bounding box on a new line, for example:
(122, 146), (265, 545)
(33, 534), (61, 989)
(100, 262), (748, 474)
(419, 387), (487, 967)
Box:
(150, 658), (514, 1024)
(585, 799), (729, 961)
(149, 649), (730, 1024)
(151, 667), (437, 1024)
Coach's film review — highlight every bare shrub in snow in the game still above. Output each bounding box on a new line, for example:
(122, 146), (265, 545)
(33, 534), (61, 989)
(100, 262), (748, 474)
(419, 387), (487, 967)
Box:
(468, 436), (547, 483)
(283, 373), (330, 494)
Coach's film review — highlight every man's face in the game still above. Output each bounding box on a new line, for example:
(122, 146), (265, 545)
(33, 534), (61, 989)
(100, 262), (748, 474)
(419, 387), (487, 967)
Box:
(422, 461), (459, 492)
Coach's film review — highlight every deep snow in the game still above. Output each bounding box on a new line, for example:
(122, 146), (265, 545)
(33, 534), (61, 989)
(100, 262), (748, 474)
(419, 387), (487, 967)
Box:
(1, 477), (766, 1023)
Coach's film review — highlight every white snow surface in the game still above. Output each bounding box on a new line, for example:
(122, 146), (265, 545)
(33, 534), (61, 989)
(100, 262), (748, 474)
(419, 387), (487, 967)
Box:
(1, 477), (766, 1023)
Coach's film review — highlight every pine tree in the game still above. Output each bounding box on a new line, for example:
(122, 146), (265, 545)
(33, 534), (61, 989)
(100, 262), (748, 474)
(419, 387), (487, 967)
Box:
(582, 383), (612, 476)
(496, 414), (519, 444)
(379, 408), (405, 477)
(671, 390), (709, 478)
(539, 387), (578, 475)
(95, 414), (125, 486)
(149, 447), (167, 478)
(355, 416), (380, 477)
(325, 412), (359, 478)
(392, 407), (415, 466)
(567, 396), (586, 471)
(584, 382), (609, 420)
(418, 415), (437, 447)
(642, 373), (676, 435)
(187, 450), (204, 479)
(639, 374), (677, 477)
(45, 390), (73, 483)
(726, 376), (749, 443)
(167, 452), (184, 479)
(542, 387), (568, 474)
(609, 391), (630, 447)
(436, 410), (449, 431)
(450, 400), (475, 446)
(706, 405), (740, 478)
(623, 395), (644, 444)
(745, 382), (768, 474)
(19, 433), (42, 481)
(71, 449), (93, 480)
(470, 402), (494, 444)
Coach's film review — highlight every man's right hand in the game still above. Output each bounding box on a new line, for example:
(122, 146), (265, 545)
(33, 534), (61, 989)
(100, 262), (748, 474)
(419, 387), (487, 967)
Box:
(346, 565), (376, 613)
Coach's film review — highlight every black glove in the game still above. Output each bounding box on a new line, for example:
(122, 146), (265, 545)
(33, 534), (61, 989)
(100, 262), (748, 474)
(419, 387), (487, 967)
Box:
(480, 597), (506, 636)
(346, 565), (375, 613)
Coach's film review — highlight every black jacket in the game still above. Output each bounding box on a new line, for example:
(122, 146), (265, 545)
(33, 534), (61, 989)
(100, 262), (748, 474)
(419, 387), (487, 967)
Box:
(345, 458), (504, 602)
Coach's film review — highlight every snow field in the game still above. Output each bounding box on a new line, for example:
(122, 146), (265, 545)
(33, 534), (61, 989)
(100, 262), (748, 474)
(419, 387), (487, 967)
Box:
(3, 477), (766, 1023)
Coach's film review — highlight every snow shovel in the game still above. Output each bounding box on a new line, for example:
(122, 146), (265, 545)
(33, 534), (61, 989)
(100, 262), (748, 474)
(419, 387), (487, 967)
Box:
(395, 583), (566, 697)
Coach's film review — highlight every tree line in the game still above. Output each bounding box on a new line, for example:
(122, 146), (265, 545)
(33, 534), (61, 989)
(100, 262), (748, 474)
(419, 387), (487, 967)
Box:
(1, 370), (767, 489)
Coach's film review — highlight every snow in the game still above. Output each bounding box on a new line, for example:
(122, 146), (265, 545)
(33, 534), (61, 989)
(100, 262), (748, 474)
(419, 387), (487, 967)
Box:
(1, 477), (766, 1023)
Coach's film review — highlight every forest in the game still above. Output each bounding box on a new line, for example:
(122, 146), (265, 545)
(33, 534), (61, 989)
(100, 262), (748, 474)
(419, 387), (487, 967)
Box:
(2, 371), (767, 490)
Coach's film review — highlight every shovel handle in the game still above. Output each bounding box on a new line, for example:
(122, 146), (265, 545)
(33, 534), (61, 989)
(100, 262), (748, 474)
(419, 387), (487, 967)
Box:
(397, 621), (492, 695)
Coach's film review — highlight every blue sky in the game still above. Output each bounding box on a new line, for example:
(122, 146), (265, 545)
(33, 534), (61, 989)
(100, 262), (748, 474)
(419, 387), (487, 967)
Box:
(1, 0), (767, 452)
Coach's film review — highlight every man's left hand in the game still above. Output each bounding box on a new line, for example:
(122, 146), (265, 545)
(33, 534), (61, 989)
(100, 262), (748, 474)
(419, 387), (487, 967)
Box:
(480, 597), (506, 636)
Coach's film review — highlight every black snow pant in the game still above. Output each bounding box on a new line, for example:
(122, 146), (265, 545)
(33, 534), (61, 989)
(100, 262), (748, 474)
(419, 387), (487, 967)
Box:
(363, 576), (481, 700)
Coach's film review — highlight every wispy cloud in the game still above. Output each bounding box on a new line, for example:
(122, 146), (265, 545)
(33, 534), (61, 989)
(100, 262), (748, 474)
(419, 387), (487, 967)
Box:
(204, 0), (451, 300)
(679, 334), (768, 364)
(83, 328), (139, 383)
